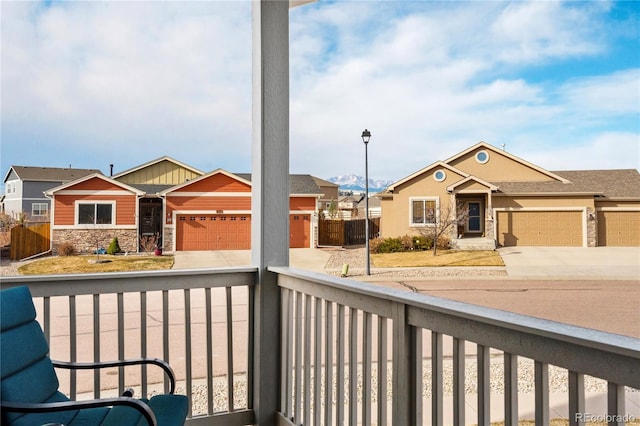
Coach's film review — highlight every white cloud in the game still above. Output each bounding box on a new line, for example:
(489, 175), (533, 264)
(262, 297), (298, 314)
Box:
(2, 1), (637, 181)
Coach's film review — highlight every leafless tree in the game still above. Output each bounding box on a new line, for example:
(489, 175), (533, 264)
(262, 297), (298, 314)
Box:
(419, 201), (469, 256)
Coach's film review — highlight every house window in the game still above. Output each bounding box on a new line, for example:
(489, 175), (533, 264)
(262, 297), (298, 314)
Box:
(433, 169), (446, 182)
(78, 202), (114, 225)
(476, 150), (489, 164)
(5, 181), (16, 194)
(411, 198), (438, 225)
(32, 203), (48, 217)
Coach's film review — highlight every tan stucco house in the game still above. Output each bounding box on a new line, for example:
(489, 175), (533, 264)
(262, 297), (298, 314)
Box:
(377, 142), (640, 248)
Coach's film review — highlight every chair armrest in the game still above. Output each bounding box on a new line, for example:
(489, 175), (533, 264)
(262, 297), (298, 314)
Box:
(52, 358), (177, 394)
(1, 397), (157, 426)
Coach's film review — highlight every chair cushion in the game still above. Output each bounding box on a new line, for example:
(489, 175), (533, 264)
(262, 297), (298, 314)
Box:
(146, 394), (189, 426)
(0, 286), (37, 331)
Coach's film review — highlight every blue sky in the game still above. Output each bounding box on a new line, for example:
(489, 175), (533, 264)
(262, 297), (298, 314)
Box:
(1, 0), (638, 184)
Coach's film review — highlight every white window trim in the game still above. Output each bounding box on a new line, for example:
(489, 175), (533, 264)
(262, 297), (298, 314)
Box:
(75, 200), (116, 227)
(409, 197), (439, 227)
(32, 203), (48, 217)
(433, 169), (446, 182)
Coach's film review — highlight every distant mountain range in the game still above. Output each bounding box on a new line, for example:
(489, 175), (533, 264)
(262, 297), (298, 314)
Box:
(327, 174), (394, 193)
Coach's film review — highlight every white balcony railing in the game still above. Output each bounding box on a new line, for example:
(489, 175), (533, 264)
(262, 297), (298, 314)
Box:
(3, 267), (639, 425)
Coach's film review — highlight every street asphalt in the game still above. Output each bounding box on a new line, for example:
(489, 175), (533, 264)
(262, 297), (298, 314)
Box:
(172, 246), (640, 280)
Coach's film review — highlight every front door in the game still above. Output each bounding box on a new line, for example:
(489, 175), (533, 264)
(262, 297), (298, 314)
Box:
(467, 201), (482, 233)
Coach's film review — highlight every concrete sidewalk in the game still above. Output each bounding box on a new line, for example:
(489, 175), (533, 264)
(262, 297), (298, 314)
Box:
(172, 248), (331, 273)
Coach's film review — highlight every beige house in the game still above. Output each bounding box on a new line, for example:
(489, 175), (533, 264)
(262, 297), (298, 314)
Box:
(378, 142), (640, 248)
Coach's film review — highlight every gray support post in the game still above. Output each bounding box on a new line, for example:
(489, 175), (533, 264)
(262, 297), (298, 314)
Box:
(251, 1), (290, 424)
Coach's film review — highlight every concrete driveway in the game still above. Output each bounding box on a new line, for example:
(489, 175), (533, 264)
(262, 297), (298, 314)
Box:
(498, 246), (640, 279)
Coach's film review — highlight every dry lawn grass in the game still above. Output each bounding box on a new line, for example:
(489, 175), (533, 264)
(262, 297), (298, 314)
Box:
(18, 255), (174, 275)
(372, 250), (504, 267)
(488, 420), (640, 426)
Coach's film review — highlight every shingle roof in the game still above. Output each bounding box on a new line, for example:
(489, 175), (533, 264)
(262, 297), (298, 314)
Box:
(233, 173), (322, 195)
(128, 184), (176, 194)
(7, 166), (102, 183)
(492, 169), (640, 198)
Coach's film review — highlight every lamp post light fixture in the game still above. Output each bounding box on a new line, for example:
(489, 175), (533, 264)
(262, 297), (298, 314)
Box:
(361, 129), (371, 275)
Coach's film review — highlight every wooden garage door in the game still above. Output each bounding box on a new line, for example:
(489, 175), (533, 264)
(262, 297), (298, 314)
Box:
(497, 211), (582, 247)
(176, 214), (251, 251)
(597, 211), (640, 246)
(290, 214), (311, 248)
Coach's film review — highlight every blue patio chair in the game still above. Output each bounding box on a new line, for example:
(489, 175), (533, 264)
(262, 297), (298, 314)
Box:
(0, 286), (189, 426)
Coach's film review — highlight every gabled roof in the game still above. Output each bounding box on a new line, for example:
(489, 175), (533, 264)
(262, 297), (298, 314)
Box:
(4, 166), (102, 184)
(446, 175), (498, 192)
(160, 169), (252, 194)
(44, 173), (145, 196)
(385, 161), (469, 192)
(234, 173), (323, 195)
(493, 169), (640, 198)
(159, 170), (323, 196)
(111, 156), (204, 180)
(445, 142), (571, 183)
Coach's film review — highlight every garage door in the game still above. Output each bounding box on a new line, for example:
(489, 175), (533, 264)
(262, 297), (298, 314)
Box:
(597, 211), (640, 246)
(290, 214), (311, 248)
(497, 211), (582, 247)
(176, 214), (251, 251)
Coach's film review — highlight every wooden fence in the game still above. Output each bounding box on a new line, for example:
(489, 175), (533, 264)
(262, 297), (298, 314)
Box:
(9, 222), (51, 260)
(318, 218), (380, 247)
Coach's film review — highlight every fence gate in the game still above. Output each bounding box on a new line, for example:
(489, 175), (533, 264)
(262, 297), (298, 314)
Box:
(318, 218), (380, 247)
(10, 223), (50, 260)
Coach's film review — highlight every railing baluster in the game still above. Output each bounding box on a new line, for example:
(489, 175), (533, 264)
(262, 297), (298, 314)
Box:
(226, 286), (234, 411)
(453, 337), (465, 426)
(294, 291), (303, 423)
(117, 292), (125, 395)
(349, 307), (358, 426)
(184, 289), (192, 417)
(336, 304), (345, 426)
(568, 371), (584, 426)
(535, 361), (549, 426)
(363, 311), (372, 426)
(504, 352), (518, 426)
(377, 316), (387, 426)
(280, 289), (290, 415)
(93, 294), (101, 399)
(140, 292), (147, 398)
(286, 289), (294, 417)
(304, 294), (312, 426)
(325, 300), (334, 426)
(607, 382), (626, 426)
(314, 297), (322, 426)
(477, 344), (490, 426)
(414, 328), (423, 425)
(162, 290), (170, 394)
(69, 295), (77, 400)
(205, 288), (213, 414)
(431, 331), (442, 426)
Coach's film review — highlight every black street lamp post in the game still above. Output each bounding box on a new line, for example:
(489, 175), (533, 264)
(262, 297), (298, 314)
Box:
(361, 129), (371, 275)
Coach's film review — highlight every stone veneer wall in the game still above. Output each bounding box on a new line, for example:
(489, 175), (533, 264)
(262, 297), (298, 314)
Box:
(53, 229), (138, 254)
(586, 207), (597, 247)
(163, 227), (174, 252)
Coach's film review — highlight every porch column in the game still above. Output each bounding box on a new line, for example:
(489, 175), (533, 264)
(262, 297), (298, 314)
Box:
(251, 0), (290, 424)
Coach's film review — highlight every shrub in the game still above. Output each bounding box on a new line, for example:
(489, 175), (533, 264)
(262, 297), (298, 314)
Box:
(107, 237), (121, 255)
(58, 241), (76, 256)
(413, 236), (432, 250)
(399, 235), (414, 251)
(373, 237), (404, 253)
(369, 237), (384, 253)
(435, 235), (450, 250)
